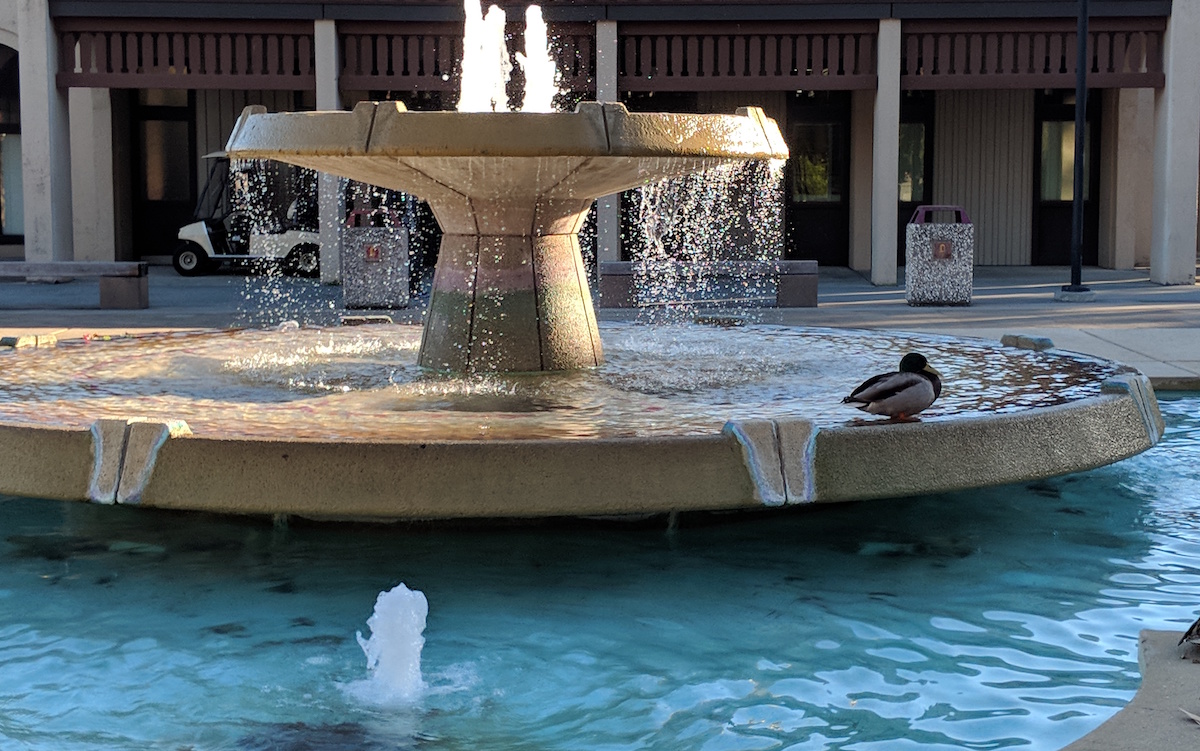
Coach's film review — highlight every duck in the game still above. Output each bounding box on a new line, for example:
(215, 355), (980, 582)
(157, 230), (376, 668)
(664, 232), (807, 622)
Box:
(842, 352), (943, 421)
(1178, 614), (1200, 650)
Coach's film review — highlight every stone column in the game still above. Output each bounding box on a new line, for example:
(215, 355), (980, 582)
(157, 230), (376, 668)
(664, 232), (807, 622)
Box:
(1150, 0), (1200, 285)
(870, 18), (901, 286)
(17, 0), (72, 262)
(1099, 89), (1154, 270)
(594, 20), (621, 268)
(314, 19), (343, 284)
(848, 89), (874, 273)
(69, 88), (116, 261)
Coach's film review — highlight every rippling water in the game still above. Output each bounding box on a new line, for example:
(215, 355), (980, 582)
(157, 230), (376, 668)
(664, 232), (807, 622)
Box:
(0, 395), (1196, 750)
(0, 324), (1125, 440)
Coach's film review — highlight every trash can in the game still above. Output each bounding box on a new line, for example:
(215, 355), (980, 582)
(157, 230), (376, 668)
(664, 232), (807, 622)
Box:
(341, 209), (410, 309)
(905, 205), (974, 306)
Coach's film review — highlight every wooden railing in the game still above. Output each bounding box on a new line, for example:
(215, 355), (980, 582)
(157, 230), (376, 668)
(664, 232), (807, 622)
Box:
(53, 16), (1167, 93)
(901, 19), (1166, 89)
(339, 23), (460, 92)
(339, 22), (595, 94)
(617, 22), (877, 91)
(57, 19), (316, 89)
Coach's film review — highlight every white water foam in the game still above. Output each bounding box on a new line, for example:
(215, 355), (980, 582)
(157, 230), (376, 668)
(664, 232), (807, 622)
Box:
(516, 6), (561, 112)
(345, 583), (429, 705)
(457, 1), (513, 112)
(458, 1), (560, 113)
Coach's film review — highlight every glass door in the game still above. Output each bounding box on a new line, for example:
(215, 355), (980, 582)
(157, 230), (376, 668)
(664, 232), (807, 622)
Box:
(131, 89), (197, 259)
(785, 92), (850, 266)
(1032, 90), (1100, 266)
(897, 91), (935, 266)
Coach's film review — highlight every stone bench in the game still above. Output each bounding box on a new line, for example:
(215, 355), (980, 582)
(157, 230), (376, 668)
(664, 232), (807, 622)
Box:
(598, 259), (818, 308)
(0, 261), (150, 309)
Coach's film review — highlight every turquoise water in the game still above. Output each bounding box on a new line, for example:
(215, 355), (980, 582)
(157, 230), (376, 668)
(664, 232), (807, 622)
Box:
(1, 394), (1197, 751)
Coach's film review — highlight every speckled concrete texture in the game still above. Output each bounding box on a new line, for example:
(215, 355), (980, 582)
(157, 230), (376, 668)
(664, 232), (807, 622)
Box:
(0, 424), (95, 501)
(132, 434), (762, 520)
(810, 381), (1161, 503)
(905, 222), (975, 306)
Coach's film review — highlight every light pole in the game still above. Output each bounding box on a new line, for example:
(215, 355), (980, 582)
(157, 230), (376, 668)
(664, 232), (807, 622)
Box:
(1060, 0), (1093, 297)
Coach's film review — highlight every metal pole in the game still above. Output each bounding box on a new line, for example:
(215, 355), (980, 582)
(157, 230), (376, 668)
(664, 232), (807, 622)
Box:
(1065, 0), (1090, 292)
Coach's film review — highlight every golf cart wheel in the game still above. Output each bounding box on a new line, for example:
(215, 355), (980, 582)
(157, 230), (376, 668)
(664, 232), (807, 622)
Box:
(286, 244), (320, 278)
(172, 241), (211, 276)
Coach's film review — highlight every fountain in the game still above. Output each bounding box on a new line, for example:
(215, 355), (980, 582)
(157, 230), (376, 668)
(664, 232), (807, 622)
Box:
(0, 2), (1165, 521)
(0, 5), (1185, 746)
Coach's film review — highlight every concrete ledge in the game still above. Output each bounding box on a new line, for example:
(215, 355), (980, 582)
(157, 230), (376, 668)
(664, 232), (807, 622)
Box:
(0, 424), (96, 501)
(811, 387), (1161, 503)
(136, 433), (762, 520)
(0, 261), (150, 309)
(598, 260), (818, 309)
(1061, 630), (1200, 751)
(0, 375), (1163, 521)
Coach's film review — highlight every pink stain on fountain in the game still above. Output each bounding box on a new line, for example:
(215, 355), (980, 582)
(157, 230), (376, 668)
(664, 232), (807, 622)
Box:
(225, 0), (788, 374)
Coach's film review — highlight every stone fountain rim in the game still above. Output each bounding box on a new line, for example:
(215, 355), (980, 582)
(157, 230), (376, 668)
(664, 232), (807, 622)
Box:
(224, 100), (790, 162)
(0, 368), (1163, 521)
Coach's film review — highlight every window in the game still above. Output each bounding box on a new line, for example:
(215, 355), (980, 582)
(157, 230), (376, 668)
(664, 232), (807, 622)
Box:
(898, 123), (926, 203)
(790, 123), (842, 202)
(1040, 121), (1091, 202)
(139, 120), (192, 202)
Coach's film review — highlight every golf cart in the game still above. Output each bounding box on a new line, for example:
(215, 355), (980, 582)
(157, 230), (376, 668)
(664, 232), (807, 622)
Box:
(173, 154), (321, 277)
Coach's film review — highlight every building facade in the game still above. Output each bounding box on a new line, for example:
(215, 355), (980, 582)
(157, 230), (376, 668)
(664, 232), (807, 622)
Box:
(2, 0), (1197, 285)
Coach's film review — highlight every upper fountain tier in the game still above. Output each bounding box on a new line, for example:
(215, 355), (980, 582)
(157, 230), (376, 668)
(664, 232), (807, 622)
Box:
(225, 101), (787, 373)
(225, 100), (788, 235)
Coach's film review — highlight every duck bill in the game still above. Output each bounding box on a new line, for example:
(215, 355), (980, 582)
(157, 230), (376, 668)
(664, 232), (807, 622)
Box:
(923, 364), (943, 378)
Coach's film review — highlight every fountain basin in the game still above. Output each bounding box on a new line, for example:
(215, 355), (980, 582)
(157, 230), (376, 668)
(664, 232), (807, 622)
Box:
(225, 102), (788, 372)
(0, 325), (1163, 520)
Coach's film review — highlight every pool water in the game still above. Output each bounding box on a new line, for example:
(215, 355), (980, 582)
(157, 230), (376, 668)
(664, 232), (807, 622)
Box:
(0, 324), (1123, 441)
(1, 394), (1197, 751)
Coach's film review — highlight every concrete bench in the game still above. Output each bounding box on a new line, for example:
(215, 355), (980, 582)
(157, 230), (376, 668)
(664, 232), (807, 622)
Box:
(0, 262), (150, 309)
(598, 259), (818, 308)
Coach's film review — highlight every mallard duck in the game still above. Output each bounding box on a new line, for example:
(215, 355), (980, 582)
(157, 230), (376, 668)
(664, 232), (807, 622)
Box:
(842, 352), (942, 421)
(1179, 615), (1200, 649)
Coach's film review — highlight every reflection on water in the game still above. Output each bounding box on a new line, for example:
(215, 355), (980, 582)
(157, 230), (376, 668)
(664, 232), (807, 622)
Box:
(0, 323), (1126, 441)
(0, 395), (1196, 751)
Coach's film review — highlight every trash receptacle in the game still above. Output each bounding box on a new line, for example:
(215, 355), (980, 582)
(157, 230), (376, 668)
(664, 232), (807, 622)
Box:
(341, 209), (410, 309)
(905, 205), (974, 306)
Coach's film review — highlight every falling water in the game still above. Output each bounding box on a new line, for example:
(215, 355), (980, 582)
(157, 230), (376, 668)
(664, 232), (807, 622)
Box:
(346, 583), (429, 705)
(227, 158), (333, 326)
(631, 159), (787, 316)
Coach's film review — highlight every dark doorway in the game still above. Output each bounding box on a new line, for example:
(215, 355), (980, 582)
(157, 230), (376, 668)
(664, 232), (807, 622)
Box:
(897, 91), (935, 266)
(785, 91), (850, 266)
(130, 89), (196, 259)
(1032, 89), (1100, 266)
(0, 47), (22, 248)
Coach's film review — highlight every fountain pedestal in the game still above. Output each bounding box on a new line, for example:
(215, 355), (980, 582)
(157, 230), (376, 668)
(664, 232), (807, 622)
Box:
(225, 100), (789, 372)
(421, 220), (599, 372)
